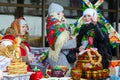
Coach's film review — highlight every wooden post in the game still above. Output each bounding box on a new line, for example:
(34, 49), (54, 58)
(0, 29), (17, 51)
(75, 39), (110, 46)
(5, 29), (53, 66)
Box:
(14, 0), (24, 19)
(116, 0), (120, 59)
(41, 0), (46, 47)
(108, 0), (115, 24)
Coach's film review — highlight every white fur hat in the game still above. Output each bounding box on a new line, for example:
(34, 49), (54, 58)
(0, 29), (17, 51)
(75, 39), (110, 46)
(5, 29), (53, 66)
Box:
(83, 8), (98, 17)
(48, 3), (64, 14)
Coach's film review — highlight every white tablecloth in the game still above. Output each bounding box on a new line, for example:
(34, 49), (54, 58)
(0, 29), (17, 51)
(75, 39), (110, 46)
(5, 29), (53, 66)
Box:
(3, 72), (33, 80)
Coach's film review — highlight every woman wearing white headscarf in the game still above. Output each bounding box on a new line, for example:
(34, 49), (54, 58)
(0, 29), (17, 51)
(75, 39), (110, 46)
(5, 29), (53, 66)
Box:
(76, 8), (112, 69)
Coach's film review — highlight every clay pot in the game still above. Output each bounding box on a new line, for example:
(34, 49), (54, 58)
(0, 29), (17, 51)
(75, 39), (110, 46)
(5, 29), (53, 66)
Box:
(102, 69), (109, 78)
(98, 70), (102, 78)
(92, 71), (99, 79)
(85, 71), (92, 79)
(71, 67), (82, 80)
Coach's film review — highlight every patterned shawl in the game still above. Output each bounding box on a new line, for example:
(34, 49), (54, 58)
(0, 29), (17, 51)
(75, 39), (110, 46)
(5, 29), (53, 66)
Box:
(46, 15), (69, 61)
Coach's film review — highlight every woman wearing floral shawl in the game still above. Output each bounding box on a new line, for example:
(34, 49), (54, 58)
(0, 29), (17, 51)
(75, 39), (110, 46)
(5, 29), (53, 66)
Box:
(46, 3), (76, 68)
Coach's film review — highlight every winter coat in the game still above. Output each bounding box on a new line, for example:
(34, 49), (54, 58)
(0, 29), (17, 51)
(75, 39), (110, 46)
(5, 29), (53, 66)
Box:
(76, 22), (112, 69)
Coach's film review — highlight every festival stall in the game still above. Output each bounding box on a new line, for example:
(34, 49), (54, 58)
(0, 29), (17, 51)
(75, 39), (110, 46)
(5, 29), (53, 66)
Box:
(1, 41), (120, 80)
(1, 0), (120, 80)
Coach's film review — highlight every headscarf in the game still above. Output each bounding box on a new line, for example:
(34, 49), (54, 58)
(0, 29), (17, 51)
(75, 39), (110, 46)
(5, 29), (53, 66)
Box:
(46, 3), (69, 61)
(4, 17), (29, 42)
(48, 3), (64, 15)
(83, 8), (98, 18)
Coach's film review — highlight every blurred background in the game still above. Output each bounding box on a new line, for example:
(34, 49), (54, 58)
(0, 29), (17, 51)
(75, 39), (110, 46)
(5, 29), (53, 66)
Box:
(0, 0), (120, 59)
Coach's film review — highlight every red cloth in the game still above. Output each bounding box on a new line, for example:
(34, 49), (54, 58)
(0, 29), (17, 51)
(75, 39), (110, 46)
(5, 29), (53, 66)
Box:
(27, 65), (31, 72)
(2, 34), (15, 43)
(22, 42), (31, 52)
(20, 46), (26, 56)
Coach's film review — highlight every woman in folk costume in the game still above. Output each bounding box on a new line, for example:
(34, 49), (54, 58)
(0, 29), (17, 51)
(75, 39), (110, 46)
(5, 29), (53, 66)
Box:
(4, 17), (32, 71)
(76, 8), (112, 69)
(4, 17), (31, 54)
(46, 3), (76, 68)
